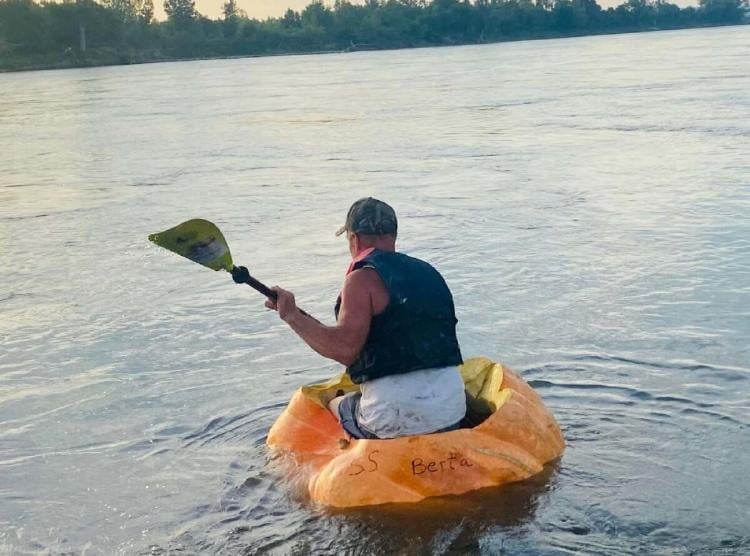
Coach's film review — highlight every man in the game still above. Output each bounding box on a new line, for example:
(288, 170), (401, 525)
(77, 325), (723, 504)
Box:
(254, 198), (466, 439)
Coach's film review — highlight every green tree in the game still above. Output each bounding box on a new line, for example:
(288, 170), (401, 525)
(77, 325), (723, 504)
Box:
(699, 0), (747, 23)
(221, 0), (244, 36)
(302, 1), (334, 29)
(164, 0), (196, 26)
(106, 0), (131, 20)
(281, 7), (302, 27)
(138, 0), (154, 23)
(653, 0), (681, 27)
(222, 0), (239, 19)
(0, 0), (51, 53)
(552, 0), (578, 30)
(427, 0), (476, 43)
(573, 0), (602, 26)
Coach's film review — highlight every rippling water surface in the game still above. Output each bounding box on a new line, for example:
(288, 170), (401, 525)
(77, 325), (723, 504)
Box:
(2, 26), (749, 555)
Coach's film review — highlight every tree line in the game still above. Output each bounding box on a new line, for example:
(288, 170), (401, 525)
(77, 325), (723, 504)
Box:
(0, 0), (747, 71)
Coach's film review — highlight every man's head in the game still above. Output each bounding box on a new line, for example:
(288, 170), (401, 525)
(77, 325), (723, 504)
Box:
(336, 197), (398, 256)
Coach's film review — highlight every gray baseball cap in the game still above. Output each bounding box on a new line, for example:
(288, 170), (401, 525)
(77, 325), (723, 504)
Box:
(335, 197), (398, 237)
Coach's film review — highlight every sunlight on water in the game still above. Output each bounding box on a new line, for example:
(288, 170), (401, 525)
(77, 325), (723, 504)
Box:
(1, 26), (749, 555)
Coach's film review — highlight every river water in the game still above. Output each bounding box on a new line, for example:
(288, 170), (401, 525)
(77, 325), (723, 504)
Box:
(2, 25), (749, 555)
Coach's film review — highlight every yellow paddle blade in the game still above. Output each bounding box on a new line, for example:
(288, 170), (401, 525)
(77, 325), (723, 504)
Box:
(148, 219), (233, 272)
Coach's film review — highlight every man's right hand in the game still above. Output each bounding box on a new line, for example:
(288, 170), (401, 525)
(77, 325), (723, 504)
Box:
(266, 286), (299, 323)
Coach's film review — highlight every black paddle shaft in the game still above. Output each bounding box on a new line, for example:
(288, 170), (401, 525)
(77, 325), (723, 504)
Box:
(247, 274), (277, 300)
(232, 266), (317, 321)
(232, 265), (277, 299)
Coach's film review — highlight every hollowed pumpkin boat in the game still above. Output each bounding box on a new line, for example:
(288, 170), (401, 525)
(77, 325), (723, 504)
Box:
(267, 357), (565, 508)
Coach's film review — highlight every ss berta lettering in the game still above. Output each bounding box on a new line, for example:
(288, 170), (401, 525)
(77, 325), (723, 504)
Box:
(411, 452), (473, 475)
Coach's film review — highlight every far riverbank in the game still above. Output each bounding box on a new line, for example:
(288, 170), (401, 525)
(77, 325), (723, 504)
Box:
(1, 22), (747, 74)
(1, 0), (747, 73)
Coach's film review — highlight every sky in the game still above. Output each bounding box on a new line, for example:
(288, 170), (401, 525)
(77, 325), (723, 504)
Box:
(159, 0), (695, 23)
(156, 0), (313, 20)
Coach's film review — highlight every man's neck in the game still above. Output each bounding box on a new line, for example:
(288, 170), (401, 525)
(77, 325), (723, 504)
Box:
(346, 247), (376, 276)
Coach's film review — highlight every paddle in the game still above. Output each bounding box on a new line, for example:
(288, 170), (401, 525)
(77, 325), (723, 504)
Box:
(148, 218), (278, 300)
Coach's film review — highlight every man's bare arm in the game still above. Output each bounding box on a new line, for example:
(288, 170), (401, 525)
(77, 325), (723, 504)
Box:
(268, 269), (377, 366)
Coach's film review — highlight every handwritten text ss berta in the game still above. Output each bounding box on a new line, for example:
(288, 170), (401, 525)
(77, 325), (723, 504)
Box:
(346, 450), (473, 477)
(412, 452), (473, 475)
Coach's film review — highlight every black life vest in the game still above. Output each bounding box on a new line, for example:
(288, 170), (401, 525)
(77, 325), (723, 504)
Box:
(334, 250), (463, 384)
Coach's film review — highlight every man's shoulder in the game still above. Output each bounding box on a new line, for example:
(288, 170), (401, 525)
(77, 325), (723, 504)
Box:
(345, 265), (385, 291)
(345, 266), (390, 312)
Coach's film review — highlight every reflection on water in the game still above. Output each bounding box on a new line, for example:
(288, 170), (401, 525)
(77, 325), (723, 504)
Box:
(147, 461), (559, 555)
(2, 25), (750, 555)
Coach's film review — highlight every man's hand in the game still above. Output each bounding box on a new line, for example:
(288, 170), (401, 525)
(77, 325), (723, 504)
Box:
(265, 286), (299, 323)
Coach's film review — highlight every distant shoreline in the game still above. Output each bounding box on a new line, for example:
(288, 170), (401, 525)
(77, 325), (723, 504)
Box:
(1, 22), (747, 75)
